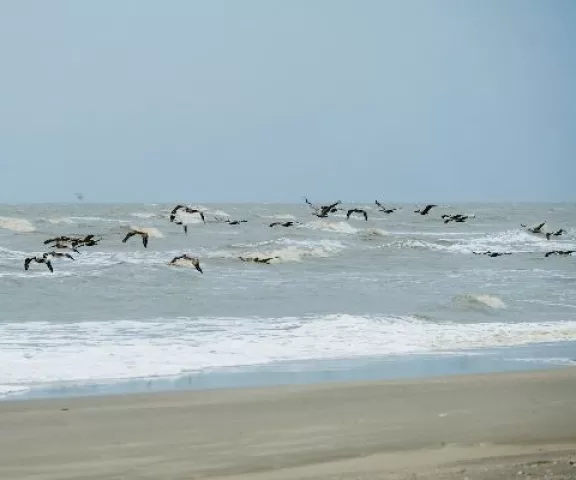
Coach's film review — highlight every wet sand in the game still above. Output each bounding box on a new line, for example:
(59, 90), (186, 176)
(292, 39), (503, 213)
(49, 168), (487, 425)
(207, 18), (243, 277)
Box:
(1, 368), (575, 479)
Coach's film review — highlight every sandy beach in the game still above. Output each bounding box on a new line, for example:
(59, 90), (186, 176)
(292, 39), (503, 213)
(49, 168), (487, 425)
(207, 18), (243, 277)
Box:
(1, 369), (576, 480)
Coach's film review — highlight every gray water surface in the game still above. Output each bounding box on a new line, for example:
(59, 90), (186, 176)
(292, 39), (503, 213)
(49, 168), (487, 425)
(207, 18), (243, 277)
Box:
(0, 202), (575, 397)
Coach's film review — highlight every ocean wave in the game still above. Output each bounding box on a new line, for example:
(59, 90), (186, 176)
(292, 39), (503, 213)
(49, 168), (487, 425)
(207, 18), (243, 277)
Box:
(304, 220), (358, 234)
(0, 246), (28, 260)
(45, 217), (76, 225)
(69, 216), (128, 224)
(2, 314), (576, 392)
(131, 212), (161, 219)
(446, 229), (575, 254)
(210, 238), (346, 263)
(0, 217), (35, 233)
(452, 293), (507, 310)
(385, 229), (575, 254)
(262, 214), (296, 220)
(210, 209), (230, 217)
(358, 228), (389, 239)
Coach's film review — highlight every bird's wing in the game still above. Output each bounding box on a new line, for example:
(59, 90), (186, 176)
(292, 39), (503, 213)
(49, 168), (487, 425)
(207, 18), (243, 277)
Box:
(170, 205), (185, 221)
(535, 222), (546, 231)
(363, 211), (368, 221)
(304, 197), (317, 209)
(24, 257), (32, 270)
(171, 205), (185, 215)
(45, 260), (54, 273)
(142, 233), (149, 248)
(65, 254), (74, 260)
(43, 237), (58, 245)
(170, 255), (184, 264)
(122, 231), (136, 243)
(346, 210), (352, 219)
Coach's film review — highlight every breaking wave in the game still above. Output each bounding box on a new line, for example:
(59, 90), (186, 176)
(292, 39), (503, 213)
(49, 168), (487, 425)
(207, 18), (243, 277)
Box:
(214, 238), (346, 263)
(0, 217), (35, 233)
(452, 294), (507, 310)
(263, 214), (297, 220)
(304, 220), (358, 234)
(2, 314), (576, 394)
(386, 229), (575, 254)
(131, 212), (160, 219)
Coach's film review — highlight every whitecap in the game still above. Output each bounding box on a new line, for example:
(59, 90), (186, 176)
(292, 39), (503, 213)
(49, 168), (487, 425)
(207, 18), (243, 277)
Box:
(2, 315), (576, 391)
(452, 293), (507, 310)
(0, 217), (35, 233)
(304, 220), (358, 234)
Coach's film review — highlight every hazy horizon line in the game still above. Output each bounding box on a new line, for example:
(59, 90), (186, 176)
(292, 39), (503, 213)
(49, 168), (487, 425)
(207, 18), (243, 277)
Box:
(1, 200), (574, 206)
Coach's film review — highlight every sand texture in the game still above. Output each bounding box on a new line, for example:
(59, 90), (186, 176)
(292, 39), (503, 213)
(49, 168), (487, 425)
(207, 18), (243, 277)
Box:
(1, 369), (576, 479)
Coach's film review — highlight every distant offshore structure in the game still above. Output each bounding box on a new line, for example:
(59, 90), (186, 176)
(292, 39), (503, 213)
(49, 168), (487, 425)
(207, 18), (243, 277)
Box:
(74, 192), (85, 201)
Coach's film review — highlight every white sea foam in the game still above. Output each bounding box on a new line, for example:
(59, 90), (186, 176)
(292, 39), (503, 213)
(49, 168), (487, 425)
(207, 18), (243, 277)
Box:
(387, 229), (574, 254)
(447, 229), (574, 254)
(0, 246), (27, 260)
(46, 217), (76, 224)
(131, 212), (160, 219)
(210, 209), (230, 217)
(304, 220), (358, 234)
(262, 214), (297, 220)
(0, 217), (35, 233)
(2, 315), (576, 393)
(69, 216), (127, 223)
(210, 238), (346, 262)
(511, 357), (576, 366)
(358, 228), (389, 239)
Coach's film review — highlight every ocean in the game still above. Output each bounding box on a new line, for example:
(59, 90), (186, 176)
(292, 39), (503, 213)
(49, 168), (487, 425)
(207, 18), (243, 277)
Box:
(0, 202), (575, 400)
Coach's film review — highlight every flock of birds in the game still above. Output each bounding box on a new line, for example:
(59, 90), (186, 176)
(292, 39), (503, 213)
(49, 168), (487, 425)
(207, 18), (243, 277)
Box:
(22, 199), (573, 273)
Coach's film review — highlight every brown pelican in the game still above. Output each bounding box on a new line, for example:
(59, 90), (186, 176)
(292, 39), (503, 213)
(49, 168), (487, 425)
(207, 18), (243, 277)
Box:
(473, 251), (512, 257)
(24, 256), (54, 273)
(545, 229), (567, 240)
(521, 222), (546, 234)
(545, 250), (574, 257)
(415, 204), (437, 215)
(43, 235), (83, 245)
(168, 254), (203, 273)
(375, 200), (396, 214)
(443, 214), (470, 224)
(269, 221), (298, 227)
(239, 256), (279, 264)
(122, 229), (149, 248)
(346, 209), (368, 221)
(169, 205), (206, 223)
(305, 198), (341, 218)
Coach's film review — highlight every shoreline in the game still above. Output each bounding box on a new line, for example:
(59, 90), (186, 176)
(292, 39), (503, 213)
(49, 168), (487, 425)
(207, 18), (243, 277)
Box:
(5, 341), (576, 402)
(1, 368), (575, 479)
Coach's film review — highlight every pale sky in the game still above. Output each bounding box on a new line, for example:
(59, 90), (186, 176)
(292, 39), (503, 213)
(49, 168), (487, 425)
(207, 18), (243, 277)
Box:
(1, 1), (574, 203)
